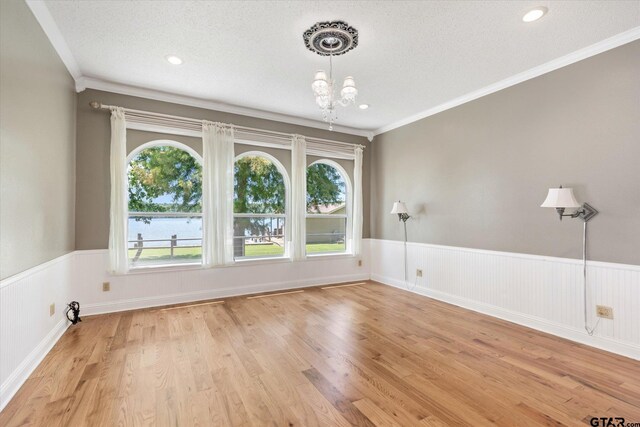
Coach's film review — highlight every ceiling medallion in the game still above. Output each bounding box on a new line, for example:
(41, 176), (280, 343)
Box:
(303, 20), (358, 56)
(303, 21), (359, 131)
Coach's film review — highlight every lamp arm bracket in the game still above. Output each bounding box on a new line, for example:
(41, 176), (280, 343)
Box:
(397, 213), (410, 222)
(555, 203), (598, 222)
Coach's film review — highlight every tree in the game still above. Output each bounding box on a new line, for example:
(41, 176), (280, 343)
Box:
(128, 148), (346, 256)
(306, 163), (345, 212)
(234, 156), (285, 214)
(234, 156), (286, 244)
(128, 148), (345, 221)
(128, 146), (202, 217)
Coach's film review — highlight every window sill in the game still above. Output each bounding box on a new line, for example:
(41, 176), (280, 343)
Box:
(305, 252), (355, 260)
(232, 257), (291, 267)
(117, 253), (357, 275)
(119, 262), (204, 276)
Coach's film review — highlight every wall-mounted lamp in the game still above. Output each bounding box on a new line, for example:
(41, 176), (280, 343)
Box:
(391, 201), (412, 289)
(540, 186), (598, 222)
(390, 201), (410, 222)
(540, 185), (599, 336)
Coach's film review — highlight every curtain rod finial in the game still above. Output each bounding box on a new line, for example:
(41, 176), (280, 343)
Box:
(89, 101), (101, 110)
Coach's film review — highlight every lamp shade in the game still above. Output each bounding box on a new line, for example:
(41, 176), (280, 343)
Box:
(312, 70), (329, 96)
(342, 76), (356, 89)
(341, 76), (357, 101)
(390, 201), (408, 215)
(314, 70), (328, 81)
(540, 187), (581, 208)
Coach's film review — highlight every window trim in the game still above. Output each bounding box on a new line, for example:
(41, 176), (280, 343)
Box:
(233, 151), (291, 260)
(126, 140), (204, 269)
(306, 159), (353, 256)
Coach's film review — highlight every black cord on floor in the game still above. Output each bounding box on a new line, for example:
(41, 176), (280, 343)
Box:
(66, 301), (82, 325)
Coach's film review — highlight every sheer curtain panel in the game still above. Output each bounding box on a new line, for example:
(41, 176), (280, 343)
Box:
(352, 146), (364, 256)
(108, 108), (128, 274)
(291, 135), (307, 261)
(202, 122), (235, 267)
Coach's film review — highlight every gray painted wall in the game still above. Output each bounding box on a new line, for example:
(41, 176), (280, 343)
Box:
(75, 89), (370, 250)
(371, 41), (640, 265)
(0, 0), (76, 280)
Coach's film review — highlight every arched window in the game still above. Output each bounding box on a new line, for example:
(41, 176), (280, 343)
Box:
(234, 152), (289, 259)
(127, 141), (203, 267)
(306, 160), (351, 255)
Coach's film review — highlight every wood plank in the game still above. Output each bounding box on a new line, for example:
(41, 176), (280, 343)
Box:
(302, 368), (375, 427)
(1, 281), (638, 426)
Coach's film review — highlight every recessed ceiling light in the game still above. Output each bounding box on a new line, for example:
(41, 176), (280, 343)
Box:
(522, 7), (548, 22)
(359, 104), (369, 110)
(165, 55), (183, 65)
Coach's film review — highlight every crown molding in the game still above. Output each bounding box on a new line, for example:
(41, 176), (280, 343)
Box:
(372, 26), (640, 136)
(25, 0), (81, 80)
(26, 1), (370, 138)
(27, 0), (639, 141)
(76, 77), (372, 137)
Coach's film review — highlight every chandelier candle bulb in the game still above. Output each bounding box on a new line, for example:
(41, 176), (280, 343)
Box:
(316, 95), (330, 109)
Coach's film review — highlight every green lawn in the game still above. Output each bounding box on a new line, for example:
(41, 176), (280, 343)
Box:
(305, 243), (346, 254)
(129, 242), (345, 263)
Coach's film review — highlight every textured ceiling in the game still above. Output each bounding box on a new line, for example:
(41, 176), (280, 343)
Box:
(40, 1), (640, 132)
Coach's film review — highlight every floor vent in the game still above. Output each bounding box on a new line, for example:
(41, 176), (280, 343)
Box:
(246, 290), (305, 299)
(321, 282), (366, 290)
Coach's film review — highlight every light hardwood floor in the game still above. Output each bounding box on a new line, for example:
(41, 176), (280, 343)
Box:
(2, 281), (639, 426)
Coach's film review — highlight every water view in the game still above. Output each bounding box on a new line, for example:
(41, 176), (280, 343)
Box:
(128, 217), (202, 247)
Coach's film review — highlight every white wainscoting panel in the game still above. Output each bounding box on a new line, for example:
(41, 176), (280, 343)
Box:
(0, 243), (369, 411)
(369, 239), (640, 360)
(2, 237), (638, 413)
(73, 244), (370, 316)
(0, 253), (74, 411)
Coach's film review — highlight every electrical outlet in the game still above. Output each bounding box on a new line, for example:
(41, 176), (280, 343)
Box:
(358, 259), (362, 267)
(416, 269), (423, 277)
(596, 305), (613, 319)
(49, 303), (55, 316)
(103, 282), (111, 292)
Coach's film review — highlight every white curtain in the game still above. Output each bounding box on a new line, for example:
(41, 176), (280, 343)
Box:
(202, 121), (235, 267)
(291, 135), (307, 261)
(108, 108), (128, 274)
(352, 146), (364, 256)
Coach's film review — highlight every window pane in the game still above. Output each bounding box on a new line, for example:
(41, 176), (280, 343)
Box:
(234, 216), (285, 259)
(234, 156), (285, 214)
(128, 146), (202, 214)
(306, 162), (348, 255)
(306, 217), (346, 254)
(234, 155), (287, 260)
(127, 145), (202, 267)
(306, 163), (346, 214)
(128, 214), (202, 267)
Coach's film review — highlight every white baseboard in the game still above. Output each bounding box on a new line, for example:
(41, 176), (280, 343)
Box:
(0, 319), (69, 411)
(82, 273), (369, 316)
(372, 273), (640, 361)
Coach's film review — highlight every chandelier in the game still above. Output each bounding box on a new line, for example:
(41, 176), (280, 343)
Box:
(303, 21), (359, 130)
